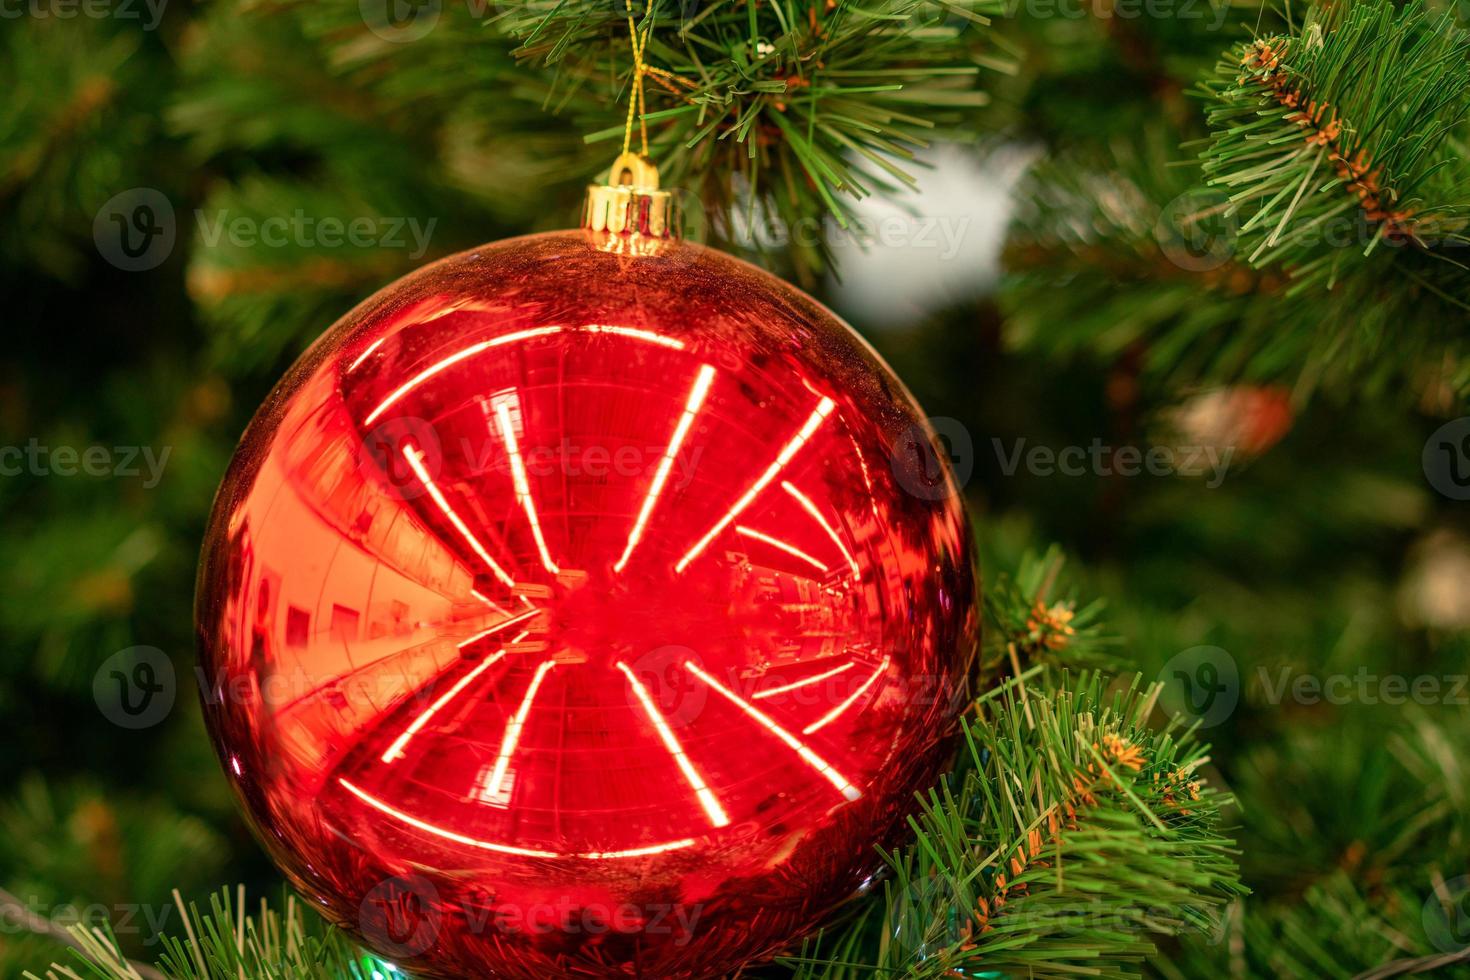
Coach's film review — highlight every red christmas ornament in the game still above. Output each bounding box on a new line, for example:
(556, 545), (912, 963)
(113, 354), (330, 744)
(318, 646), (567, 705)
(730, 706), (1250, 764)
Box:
(196, 165), (977, 979)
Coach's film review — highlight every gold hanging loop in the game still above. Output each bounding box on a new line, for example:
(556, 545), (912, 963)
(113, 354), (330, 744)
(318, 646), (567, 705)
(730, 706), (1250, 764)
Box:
(582, 5), (674, 249)
(607, 151), (660, 190)
(583, 152), (675, 243)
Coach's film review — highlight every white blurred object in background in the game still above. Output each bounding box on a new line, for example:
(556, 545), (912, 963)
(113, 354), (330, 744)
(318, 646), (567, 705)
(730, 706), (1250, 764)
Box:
(827, 143), (1033, 330)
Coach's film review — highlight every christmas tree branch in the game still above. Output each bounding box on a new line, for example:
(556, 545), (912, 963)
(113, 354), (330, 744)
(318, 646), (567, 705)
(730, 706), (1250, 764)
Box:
(781, 672), (1245, 978)
(24, 887), (393, 980)
(981, 545), (1119, 676)
(0, 20), (159, 281)
(496, 0), (1004, 220)
(26, 677), (1244, 980)
(999, 1), (1470, 400)
(999, 128), (1289, 388)
(2, 885), (166, 980)
(1199, 0), (1470, 288)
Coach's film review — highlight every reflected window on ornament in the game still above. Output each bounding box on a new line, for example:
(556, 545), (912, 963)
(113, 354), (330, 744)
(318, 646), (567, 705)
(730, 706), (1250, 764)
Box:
(473, 765), (514, 808)
(388, 599), (410, 637)
(426, 547), (452, 591)
(384, 518), (418, 581)
(330, 604), (360, 644)
(285, 606), (311, 647)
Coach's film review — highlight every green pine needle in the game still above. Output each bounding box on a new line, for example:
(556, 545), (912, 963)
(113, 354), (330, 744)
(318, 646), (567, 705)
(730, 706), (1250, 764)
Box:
(781, 672), (1245, 978)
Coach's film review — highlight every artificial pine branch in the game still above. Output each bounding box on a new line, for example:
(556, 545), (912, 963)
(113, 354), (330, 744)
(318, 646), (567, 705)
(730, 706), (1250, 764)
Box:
(1192, 0), (1470, 395)
(25, 887), (390, 980)
(30, 677), (1243, 980)
(999, 127), (1298, 388)
(1001, 0), (1470, 401)
(494, 0), (1005, 219)
(474, 0), (1006, 276)
(1159, 872), (1470, 979)
(781, 672), (1244, 978)
(981, 545), (1119, 675)
(1199, 1), (1470, 284)
(0, 20), (160, 280)
(2, 885), (165, 980)
(1227, 708), (1470, 898)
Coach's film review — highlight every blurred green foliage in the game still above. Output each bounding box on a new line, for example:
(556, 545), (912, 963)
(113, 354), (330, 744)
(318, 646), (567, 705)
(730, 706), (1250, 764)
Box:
(1, 0), (1467, 977)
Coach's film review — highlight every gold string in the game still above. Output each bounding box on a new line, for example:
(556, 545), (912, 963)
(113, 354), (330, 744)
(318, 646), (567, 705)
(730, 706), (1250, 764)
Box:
(622, 1), (651, 157)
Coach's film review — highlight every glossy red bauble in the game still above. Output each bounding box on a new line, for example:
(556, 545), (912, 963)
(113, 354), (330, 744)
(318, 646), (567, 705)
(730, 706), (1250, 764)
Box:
(195, 231), (978, 979)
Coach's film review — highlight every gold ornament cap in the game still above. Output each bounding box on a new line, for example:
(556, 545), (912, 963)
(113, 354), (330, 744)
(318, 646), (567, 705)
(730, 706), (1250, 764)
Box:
(583, 152), (676, 241)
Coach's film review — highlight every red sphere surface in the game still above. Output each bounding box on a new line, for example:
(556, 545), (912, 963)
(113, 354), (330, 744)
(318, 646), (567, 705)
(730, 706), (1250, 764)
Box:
(195, 231), (978, 979)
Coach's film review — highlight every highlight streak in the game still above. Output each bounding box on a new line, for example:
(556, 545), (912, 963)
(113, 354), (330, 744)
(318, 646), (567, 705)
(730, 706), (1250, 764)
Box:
(752, 662), (856, 700)
(380, 629), (531, 764)
(495, 400), (560, 576)
(347, 336), (386, 373)
(674, 397), (835, 573)
(616, 661), (730, 828)
(483, 659), (557, 799)
(802, 656), (891, 734)
(735, 525), (829, 574)
(684, 661), (860, 802)
(582, 324), (685, 350)
(470, 589), (510, 615)
(402, 445), (516, 588)
(580, 839), (697, 859)
(338, 779), (560, 858)
(338, 779), (696, 860)
(781, 481), (860, 577)
(457, 608), (541, 649)
(364, 326), (564, 425)
(614, 365), (716, 573)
